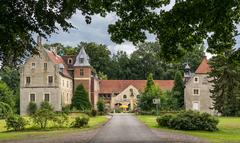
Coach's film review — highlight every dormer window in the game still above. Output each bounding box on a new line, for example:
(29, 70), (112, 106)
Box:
(68, 58), (72, 64)
(79, 58), (84, 63)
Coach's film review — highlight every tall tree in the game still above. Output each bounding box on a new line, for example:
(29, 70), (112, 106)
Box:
(71, 84), (91, 111)
(3, 0), (239, 66)
(0, 81), (15, 110)
(139, 73), (161, 111)
(0, 66), (20, 113)
(172, 71), (185, 109)
(209, 51), (240, 116)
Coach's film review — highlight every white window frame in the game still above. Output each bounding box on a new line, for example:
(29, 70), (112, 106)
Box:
(29, 93), (36, 102)
(192, 88), (200, 96)
(192, 101), (200, 111)
(48, 75), (53, 84)
(43, 92), (51, 102)
(194, 76), (199, 83)
(32, 62), (36, 69)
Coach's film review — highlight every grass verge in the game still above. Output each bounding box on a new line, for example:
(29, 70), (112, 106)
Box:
(0, 114), (108, 141)
(136, 115), (240, 143)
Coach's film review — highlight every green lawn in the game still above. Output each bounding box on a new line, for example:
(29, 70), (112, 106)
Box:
(0, 114), (108, 141)
(137, 115), (240, 143)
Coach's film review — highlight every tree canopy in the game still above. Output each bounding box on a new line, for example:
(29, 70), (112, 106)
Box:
(2, 0), (240, 66)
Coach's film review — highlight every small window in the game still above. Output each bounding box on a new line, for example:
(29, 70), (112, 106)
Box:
(123, 95), (127, 99)
(32, 63), (36, 69)
(48, 76), (53, 84)
(68, 58), (72, 64)
(26, 77), (31, 84)
(67, 81), (69, 87)
(192, 101), (200, 111)
(44, 63), (47, 70)
(80, 68), (84, 76)
(79, 58), (84, 63)
(30, 94), (35, 102)
(62, 80), (64, 86)
(44, 93), (50, 102)
(194, 77), (199, 83)
(193, 89), (200, 95)
(67, 93), (69, 102)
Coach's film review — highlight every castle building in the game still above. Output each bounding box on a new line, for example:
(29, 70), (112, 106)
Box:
(184, 57), (214, 114)
(19, 42), (214, 115)
(19, 44), (174, 115)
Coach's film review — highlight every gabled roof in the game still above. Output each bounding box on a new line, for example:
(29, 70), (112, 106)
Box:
(195, 57), (212, 74)
(47, 50), (72, 78)
(74, 47), (90, 67)
(99, 80), (174, 93)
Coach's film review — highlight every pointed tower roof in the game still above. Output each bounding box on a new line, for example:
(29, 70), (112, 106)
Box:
(195, 57), (211, 74)
(74, 47), (90, 67)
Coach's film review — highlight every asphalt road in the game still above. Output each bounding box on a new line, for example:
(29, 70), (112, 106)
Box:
(89, 113), (163, 143)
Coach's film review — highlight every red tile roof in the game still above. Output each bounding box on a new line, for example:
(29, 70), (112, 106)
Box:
(195, 57), (212, 74)
(47, 51), (72, 78)
(99, 80), (174, 93)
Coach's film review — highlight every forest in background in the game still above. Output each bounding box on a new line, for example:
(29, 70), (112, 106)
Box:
(44, 42), (205, 80)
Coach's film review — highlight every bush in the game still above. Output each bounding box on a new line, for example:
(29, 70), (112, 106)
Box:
(27, 102), (37, 115)
(5, 114), (28, 131)
(91, 109), (97, 117)
(97, 98), (105, 112)
(40, 101), (54, 110)
(53, 113), (69, 128)
(31, 102), (56, 129)
(156, 114), (175, 127)
(156, 110), (219, 131)
(62, 105), (71, 115)
(72, 115), (89, 128)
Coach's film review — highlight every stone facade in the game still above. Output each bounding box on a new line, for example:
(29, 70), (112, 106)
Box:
(184, 57), (214, 114)
(20, 47), (72, 115)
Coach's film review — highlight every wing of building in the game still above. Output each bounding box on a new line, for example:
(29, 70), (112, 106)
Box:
(184, 57), (214, 114)
(19, 44), (174, 115)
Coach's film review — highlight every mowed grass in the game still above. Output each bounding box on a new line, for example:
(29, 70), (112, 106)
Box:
(137, 115), (240, 143)
(0, 113), (108, 141)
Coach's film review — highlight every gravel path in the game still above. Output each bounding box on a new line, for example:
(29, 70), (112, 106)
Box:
(89, 113), (163, 143)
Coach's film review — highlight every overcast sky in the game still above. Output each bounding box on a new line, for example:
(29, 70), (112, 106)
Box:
(45, 1), (240, 58)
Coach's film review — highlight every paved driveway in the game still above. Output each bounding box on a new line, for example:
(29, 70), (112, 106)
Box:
(89, 113), (163, 143)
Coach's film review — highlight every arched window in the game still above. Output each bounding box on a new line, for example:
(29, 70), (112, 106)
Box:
(123, 95), (127, 99)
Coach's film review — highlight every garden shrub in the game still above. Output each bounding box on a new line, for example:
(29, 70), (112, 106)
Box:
(156, 110), (219, 131)
(62, 105), (71, 115)
(97, 98), (105, 112)
(31, 102), (56, 129)
(27, 102), (37, 115)
(156, 114), (175, 127)
(53, 113), (69, 128)
(5, 114), (28, 131)
(91, 109), (97, 117)
(72, 115), (89, 128)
